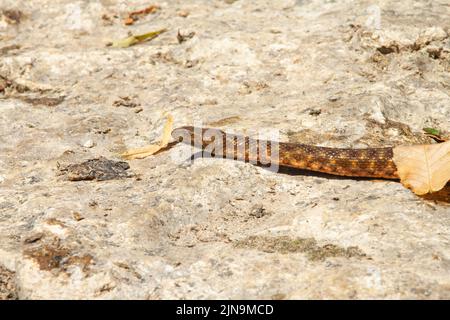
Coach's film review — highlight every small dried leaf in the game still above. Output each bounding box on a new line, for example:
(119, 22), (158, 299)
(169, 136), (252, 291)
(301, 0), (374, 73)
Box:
(125, 5), (160, 26)
(393, 140), (450, 195)
(121, 114), (173, 160)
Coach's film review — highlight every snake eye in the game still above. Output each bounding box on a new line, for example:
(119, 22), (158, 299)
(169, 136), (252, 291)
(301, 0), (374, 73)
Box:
(171, 127), (192, 145)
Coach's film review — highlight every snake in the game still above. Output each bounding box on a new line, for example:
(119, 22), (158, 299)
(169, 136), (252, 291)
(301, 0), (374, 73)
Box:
(171, 126), (399, 179)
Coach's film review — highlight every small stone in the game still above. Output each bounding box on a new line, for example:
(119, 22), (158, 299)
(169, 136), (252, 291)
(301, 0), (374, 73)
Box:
(308, 108), (322, 116)
(420, 27), (448, 42)
(24, 175), (40, 184)
(72, 212), (84, 221)
(426, 46), (442, 59)
(250, 205), (269, 218)
(23, 233), (44, 244)
(184, 59), (198, 68)
(177, 10), (189, 18)
(89, 200), (98, 207)
(123, 17), (134, 25)
(271, 293), (286, 300)
(82, 140), (95, 148)
(177, 30), (195, 44)
(199, 98), (218, 106)
(328, 96), (339, 102)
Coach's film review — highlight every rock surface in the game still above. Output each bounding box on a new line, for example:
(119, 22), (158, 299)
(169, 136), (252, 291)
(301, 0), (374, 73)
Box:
(0, 0), (449, 299)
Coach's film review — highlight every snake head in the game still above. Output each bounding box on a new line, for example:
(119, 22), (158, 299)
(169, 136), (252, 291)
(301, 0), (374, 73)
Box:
(172, 126), (227, 148)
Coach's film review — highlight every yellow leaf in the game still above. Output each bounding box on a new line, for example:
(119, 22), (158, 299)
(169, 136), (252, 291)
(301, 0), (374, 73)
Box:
(121, 144), (162, 159)
(160, 113), (174, 146)
(393, 140), (450, 195)
(121, 114), (173, 160)
(111, 29), (166, 48)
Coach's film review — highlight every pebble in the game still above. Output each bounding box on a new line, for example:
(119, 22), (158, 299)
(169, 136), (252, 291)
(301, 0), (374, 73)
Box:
(82, 140), (95, 148)
(177, 10), (189, 17)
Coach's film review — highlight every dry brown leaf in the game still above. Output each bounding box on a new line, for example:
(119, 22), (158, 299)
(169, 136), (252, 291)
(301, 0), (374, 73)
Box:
(124, 4), (160, 25)
(121, 114), (173, 160)
(393, 140), (450, 195)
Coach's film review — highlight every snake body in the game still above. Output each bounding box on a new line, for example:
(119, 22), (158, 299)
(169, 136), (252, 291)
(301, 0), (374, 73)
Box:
(171, 126), (399, 179)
